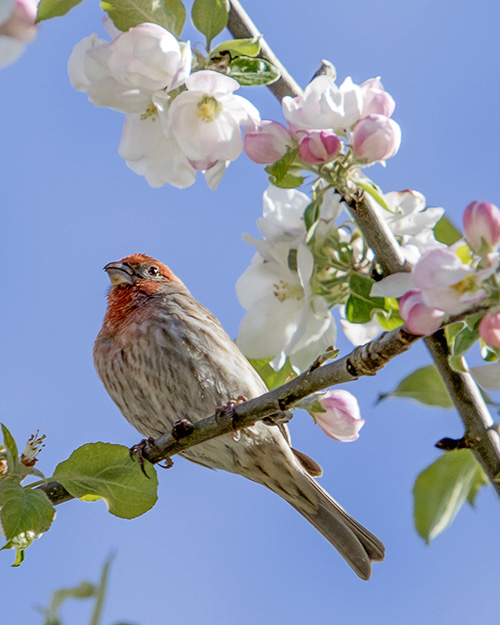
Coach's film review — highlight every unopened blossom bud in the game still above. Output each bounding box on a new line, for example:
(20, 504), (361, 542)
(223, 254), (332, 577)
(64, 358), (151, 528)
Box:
(299, 130), (341, 165)
(0, 0), (38, 69)
(0, 0), (37, 41)
(244, 120), (292, 164)
(352, 114), (401, 163)
(360, 78), (395, 118)
(399, 289), (445, 335)
(479, 312), (500, 348)
(463, 201), (500, 251)
(311, 390), (364, 442)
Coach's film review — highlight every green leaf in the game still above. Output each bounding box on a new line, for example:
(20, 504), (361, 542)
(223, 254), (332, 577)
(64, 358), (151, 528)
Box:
(36, 0), (84, 22)
(1, 424), (21, 478)
(345, 274), (386, 323)
(378, 365), (453, 408)
(265, 148), (303, 189)
(413, 449), (487, 542)
(452, 324), (479, 357)
(102, 0), (183, 35)
(434, 216), (462, 245)
(191, 0), (229, 49)
(227, 57), (280, 86)
(249, 358), (296, 391)
(0, 478), (55, 565)
(304, 196), (322, 235)
(52, 443), (158, 519)
(211, 36), (261, 58)
(163, 0), (186, 35)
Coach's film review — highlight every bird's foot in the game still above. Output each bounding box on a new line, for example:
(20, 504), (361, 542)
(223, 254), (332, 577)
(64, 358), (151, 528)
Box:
(215, 396), (247, 441)
(171, 418), (195, 440)
(129, 437), (155, 478)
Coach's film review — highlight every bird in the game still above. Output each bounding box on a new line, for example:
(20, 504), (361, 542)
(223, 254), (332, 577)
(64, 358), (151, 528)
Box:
(93, 253), (384, 579)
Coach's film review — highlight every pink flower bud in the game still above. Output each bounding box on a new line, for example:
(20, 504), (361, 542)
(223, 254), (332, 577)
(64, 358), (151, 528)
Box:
(311, 390), (364, 442)
(352, 114), (401, 163)
(463, 201), (500, 251)
(399, 289), (446, 335)
(244, 120), (292, 164)
(360, 78), (396, 117)
(298, 130), (341, 164)
(0, 0), (38, 42)
(479, 312), (500, 348)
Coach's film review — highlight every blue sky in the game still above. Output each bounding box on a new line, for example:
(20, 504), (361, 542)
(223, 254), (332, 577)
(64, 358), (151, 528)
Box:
(2, 1), (500, 623)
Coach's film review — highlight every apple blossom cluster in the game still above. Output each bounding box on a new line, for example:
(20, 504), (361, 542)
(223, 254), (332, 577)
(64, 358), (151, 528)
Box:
(236, 185), (340, 372)
(68, 22), (260, 189)
(244, 75), (401, 177)
(0, 0), (38, 69)
(373, 201), (500, 338)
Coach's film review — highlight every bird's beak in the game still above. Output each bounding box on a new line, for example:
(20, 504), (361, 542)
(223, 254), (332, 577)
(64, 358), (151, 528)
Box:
(104, 261), (135, 286)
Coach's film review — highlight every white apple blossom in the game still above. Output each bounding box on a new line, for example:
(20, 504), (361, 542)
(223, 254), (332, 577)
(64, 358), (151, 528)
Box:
(236, 240), (336, 371)
(118, 94), (196, 189)
(282, 75), (363, 133)
(169, 70), (260, 164)
(0, 0), (38, 69)
(367, 190), (445, 264)
(236, 186), (340, 372)
(68, 25), (191, 113)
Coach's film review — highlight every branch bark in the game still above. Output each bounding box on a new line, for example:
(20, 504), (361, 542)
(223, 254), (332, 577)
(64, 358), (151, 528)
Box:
(40, 1), (500, 505)
(41, 323), (420, 506)
(226, 3), (500, 493)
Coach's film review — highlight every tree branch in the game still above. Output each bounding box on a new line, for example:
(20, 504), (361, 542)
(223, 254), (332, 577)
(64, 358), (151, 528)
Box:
(41, 323), (420, 506)
(227, 2), (500, 493)
(40, 1), (500, 506)
(346, 190), (500, 494)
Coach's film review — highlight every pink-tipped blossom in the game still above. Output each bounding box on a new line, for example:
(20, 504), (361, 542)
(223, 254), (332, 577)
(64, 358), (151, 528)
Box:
(299, 130), (341, 164)
(244, 120), (292, 164)
(399, 289), (445, 335)
(311, 390), (364, 442)
(360, 78), (395, 118)
(0, 0), (38, 69)
(479, 312), (500, 348)
(463, 200), (500, 251)
(352, 114), (401, 163)
(412, 247), (494, 314)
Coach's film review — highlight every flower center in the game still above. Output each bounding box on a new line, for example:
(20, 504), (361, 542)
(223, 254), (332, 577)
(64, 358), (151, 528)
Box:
(140, 103), (158, 121)
(273, 280), (303, 302)
(451, 274), (478, 294)
(197, 95), (221, 122)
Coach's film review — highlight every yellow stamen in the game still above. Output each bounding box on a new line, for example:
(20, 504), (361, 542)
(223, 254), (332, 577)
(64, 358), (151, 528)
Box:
(140, 103), (158, 121)
(197, 95), (220, 122)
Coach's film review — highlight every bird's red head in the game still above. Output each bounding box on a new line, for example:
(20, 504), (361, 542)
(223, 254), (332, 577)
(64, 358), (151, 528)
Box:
(104, 253), (183, 292)
(101, 254), (184, 334)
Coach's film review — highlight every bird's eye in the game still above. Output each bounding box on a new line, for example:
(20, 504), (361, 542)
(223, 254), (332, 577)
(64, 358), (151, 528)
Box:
(148, 265), (160, 277)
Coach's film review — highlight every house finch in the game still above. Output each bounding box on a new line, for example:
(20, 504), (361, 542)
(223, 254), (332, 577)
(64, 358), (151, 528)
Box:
(94, 253), (384, 579)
